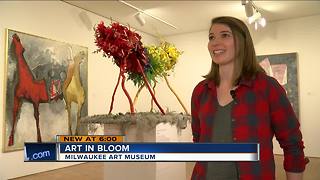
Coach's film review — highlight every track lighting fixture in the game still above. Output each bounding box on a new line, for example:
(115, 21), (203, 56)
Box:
(248, 11), (261, 24)
(244, 1), (254, 17)
(119, 0), (177, 29)
(135, 12), (146, 26)
(241, 0), (266, 30)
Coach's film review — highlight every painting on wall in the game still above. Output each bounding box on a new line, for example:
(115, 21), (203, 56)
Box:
(257, 53), (299, 118)
(3, 29), (88, 152)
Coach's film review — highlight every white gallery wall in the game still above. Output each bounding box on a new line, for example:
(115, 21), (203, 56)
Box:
(0, 1), (157, 179)
(164, 14), (320, 157)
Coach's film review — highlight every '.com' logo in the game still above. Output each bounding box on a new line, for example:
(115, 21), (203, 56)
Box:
(24, 143), (56, 161)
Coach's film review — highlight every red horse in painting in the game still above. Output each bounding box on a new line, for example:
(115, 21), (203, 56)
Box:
(8, 34), (49, 146)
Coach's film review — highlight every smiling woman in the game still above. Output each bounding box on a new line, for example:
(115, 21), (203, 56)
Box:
(208, 24), (236, 74)
(191, 16), (308, 180)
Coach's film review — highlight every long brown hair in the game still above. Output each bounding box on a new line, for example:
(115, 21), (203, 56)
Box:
(204, 16), (264, 86)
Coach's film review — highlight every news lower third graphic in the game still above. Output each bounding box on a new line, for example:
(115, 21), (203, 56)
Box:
(24, 135), (259, 162)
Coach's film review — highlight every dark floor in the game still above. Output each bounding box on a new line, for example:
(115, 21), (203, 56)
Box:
(12, 155), (319, 180)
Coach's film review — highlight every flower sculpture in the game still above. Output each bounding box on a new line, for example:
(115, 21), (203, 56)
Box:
(128, 41), (189, 115)
(94, 21), (165, 115)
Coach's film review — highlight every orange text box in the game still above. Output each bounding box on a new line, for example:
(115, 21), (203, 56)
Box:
(57, 135), (124, 142)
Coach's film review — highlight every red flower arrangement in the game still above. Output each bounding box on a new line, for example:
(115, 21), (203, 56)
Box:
(94, 22), (148, 73)
(94, 21), (165, 115)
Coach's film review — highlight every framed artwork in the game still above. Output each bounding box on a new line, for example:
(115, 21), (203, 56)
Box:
(3, 29), (88, 152)
(257, 53), (299, 118)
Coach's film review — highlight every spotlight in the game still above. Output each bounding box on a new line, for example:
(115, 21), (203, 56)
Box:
(254, 21), (258, 30)
(242, 0), (267, 29)
(258, 17), (266, 27)
(241, 0), (249, 5)
(244, 1), (254, 17)
(120, 0), (177, 29)
(135, 12), (146, 26)
(248, 11), (261, 24)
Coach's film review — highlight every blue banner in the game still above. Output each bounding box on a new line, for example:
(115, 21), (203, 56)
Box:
(24, 143), (56, 161)
(59, 143), (258, 153)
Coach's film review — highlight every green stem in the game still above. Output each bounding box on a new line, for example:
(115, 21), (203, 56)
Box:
(133, 83), (145, 107)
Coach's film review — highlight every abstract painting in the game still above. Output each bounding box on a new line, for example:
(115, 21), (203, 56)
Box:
(257, 53), (299, 118)
(3, 29), (88, 152)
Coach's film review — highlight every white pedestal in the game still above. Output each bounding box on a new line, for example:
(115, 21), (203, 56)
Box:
(87, 122), (193, 180)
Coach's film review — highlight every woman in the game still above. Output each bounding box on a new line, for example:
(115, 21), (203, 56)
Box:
(191, 16), (308, 180)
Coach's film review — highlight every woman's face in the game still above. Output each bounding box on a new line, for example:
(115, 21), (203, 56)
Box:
(208, 23), (236, 66)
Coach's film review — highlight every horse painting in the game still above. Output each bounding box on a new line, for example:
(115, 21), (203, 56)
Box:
(5, 32), (88, 149)
(63, 47), (86, 135)
(8, 34), (49, 146)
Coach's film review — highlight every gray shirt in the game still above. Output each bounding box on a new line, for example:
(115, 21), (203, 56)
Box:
(206, 101), (238, 180)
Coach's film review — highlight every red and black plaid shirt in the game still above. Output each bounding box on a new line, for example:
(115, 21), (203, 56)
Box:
(191, 73), (307, 180)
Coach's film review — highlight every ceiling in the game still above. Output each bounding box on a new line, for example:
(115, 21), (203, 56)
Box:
(65, 1), (320, 37)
